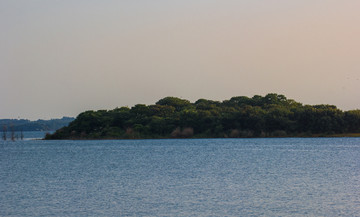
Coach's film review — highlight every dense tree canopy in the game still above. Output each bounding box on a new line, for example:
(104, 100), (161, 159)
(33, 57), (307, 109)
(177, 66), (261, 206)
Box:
(45, 94), (360, 139)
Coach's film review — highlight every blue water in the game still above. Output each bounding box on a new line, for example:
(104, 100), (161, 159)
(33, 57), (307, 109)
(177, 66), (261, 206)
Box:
(1, 138), (359, 216)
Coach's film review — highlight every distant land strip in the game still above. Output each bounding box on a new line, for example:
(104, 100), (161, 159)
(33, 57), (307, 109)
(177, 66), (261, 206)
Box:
(45, 94), (360, 140)
(1, 117), (74, 132)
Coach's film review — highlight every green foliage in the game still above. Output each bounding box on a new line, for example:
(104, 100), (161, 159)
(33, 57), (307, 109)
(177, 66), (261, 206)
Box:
(45, 94), (360, 140)
(344, 110), (360, 132)
(156, 97), (192, 111)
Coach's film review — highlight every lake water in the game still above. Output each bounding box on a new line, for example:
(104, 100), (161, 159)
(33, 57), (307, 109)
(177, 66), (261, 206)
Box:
(1, 136), (359, 216)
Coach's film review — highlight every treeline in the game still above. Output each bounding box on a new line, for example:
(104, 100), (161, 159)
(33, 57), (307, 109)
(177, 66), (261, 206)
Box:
(0, 117), (75, 132)
(45, 94), (360, 140)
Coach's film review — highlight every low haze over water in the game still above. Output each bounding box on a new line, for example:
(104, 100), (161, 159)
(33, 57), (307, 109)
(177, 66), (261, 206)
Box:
(1, 137), (359, 216)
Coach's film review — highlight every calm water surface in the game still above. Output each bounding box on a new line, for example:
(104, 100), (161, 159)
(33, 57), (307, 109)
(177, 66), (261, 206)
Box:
(1, 137), (359, 216)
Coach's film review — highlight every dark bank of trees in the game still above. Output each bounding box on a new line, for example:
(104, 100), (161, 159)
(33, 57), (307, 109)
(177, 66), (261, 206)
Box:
(45, 94), (360, 140)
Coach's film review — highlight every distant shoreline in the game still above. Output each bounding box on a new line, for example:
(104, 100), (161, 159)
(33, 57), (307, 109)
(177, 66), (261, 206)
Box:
(0, 117), (74, 132)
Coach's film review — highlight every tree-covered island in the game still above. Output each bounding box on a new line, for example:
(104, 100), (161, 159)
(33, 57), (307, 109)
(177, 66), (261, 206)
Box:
(45, 94), (360, 140)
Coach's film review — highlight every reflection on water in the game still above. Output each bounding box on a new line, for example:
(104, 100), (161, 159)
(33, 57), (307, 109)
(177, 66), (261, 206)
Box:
(1, 138), (359, 216)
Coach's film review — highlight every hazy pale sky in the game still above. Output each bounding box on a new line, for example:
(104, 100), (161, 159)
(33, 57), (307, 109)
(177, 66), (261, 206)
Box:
(1, 0), (360, 120)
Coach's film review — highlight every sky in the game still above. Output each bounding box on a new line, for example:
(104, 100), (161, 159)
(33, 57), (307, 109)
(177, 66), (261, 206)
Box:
(1, 0), (360, 120)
